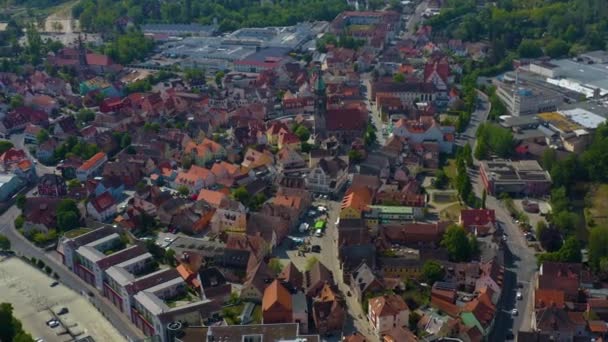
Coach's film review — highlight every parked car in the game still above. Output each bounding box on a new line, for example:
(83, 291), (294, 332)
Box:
(516, 291), (523, 300)
(315, 229), (323, 237)
(50, 281), (59, 287)
(46, 319), (59, 328)
(57, 307), (69, 315)
(311, 245), (321, 253)
(511, 308), (518, 316)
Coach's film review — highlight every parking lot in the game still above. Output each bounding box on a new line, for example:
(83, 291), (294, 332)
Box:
(0, 257), (125, 342)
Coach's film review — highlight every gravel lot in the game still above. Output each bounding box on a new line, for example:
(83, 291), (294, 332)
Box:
(0, 257), (126, 342)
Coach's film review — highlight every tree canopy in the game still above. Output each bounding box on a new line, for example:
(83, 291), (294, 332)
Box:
(441, 225), (477, 262)
(422, 260), (445, 285)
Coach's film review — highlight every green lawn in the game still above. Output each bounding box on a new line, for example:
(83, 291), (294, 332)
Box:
(586, 184), (608, 230)
(440, 203), (466, 222)
(63, 228), (91, 238)
(443, 159), (458, 183)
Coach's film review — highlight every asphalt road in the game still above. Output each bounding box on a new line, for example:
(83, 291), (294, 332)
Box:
(462, 92), (537, 340)
(0, 205), (145, 341)
(10, 133), (56, 176)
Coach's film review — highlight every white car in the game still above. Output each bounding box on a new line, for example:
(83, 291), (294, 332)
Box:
(516, 291), (523, 300)
(315, 229), (323, 237)
(47, 320), (60, 328)
(299, 223), (310, 232)
(317, 206), (327, 212)
(511, 308), (518, 316)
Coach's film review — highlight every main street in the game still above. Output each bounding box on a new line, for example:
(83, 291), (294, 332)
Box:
(461, 92), (537, 340)
(0, 205), (146, 341)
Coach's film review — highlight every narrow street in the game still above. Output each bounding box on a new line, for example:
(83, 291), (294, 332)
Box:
(462, 92), (537, 339)
(0, 205), (146, 341)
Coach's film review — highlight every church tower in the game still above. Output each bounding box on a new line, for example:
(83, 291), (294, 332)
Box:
(77, 34), (88, 67)
(313, 66), (327, 137)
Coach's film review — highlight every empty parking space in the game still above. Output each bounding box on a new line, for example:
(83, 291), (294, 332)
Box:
(0, 257), (125, 342)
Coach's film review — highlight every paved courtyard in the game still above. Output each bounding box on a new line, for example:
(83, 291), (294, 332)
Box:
(0, 257), (126, 342)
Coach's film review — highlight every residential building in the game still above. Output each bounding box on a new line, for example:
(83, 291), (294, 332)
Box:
(350, 262), (384, 301)
(76, 152), (108, 181)
(304, 260), (334, 298)
(363, 205), (425, 229)
(22, 197), (61, 234)
(37, 173), (67, 197)
(306, 156), (348, 196)
(368, 294), (410, 336)
(210, 199), (247, 234)
(479, 159), (552, 197)
(372, 81), (438, 105)
(459, 209), (496, 236)
(340, 187), (374, 220)
(262, 279), (292, 324)
(312, 283), (345, 335)
(0, 173), (25, 201)
(392, 118), (455, 154)
(194, 323), (319, 342)
(173, 165), (216, 194)
(87, 191), (117, 222)
(183, 139), (226, 166)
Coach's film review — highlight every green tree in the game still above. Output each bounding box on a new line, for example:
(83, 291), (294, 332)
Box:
(441, 225), (474, 262)
(348, 149), (363, 163)
(552, 211), (579, 234)
(421, 260), (445, 285)
(409, 311), (421, 332)
(268, 258), (284, 275)
(9, 95), (23, 109)
(0, 234), (10, 251)
(588, 226), (608, 271)
(364, 123), (377, 146)
(164, 248), (176, 267)
(294, 126), (311, 142)
(305, 256), (319, 271)
(557, 237), (582, 263)
(232, 186), (250, 204)
(67, 179), (80, 190)
(393, 73), (405, 83)
(215, 71), (225, 87)
(177, 185), (190, 196)
(16, 194), (26, 210)
(481, 190), (487, 209)
(517, 40), (543, 58)
(56, 199), (81, 231)
(462, 143), (473, 167)
(0, 141), (14, 154)
(535, 221), (548, 241)
(433, 170), (448, 189)
(36, 129), (49, 143)
(544, 39), (570, 58)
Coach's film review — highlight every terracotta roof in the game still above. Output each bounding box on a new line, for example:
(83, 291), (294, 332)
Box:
(589, 298), (608, 309)
(463, 291), (496, 327)
(341, 186), (373, 212)
(382, 326), (418, 342)
(197, 189), (228, 207)
(430, 296), (460, 318)
(325, 108), (367, 132)
(278, 262), (303, 289)
(460, 209), (496, 228)
(262, 279), (292, 312)
(369, 294), (408, 317)
(588, 320), (608, 333)
(90, 191), (115, 213)
(534, 289), (565, 309)
(79, 152), (107, 171)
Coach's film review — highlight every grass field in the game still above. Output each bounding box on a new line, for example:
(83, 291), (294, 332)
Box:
(440, 202), (466, 221)
(586, 184), (608, 229)
(443, 159), (458, 183)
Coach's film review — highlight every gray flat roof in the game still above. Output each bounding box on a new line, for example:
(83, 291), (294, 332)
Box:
(552, 59), (608, 92)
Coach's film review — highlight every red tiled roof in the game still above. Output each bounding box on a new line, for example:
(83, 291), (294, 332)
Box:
(86, 53), (113, 66)
(91, 191), (115, 213)
(79, 152), (107, 171)
(535, 289), (565, 309)
(262, 279), (292, 312)
(325, 108), (367, 131)
(460, 209), (496, 228)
